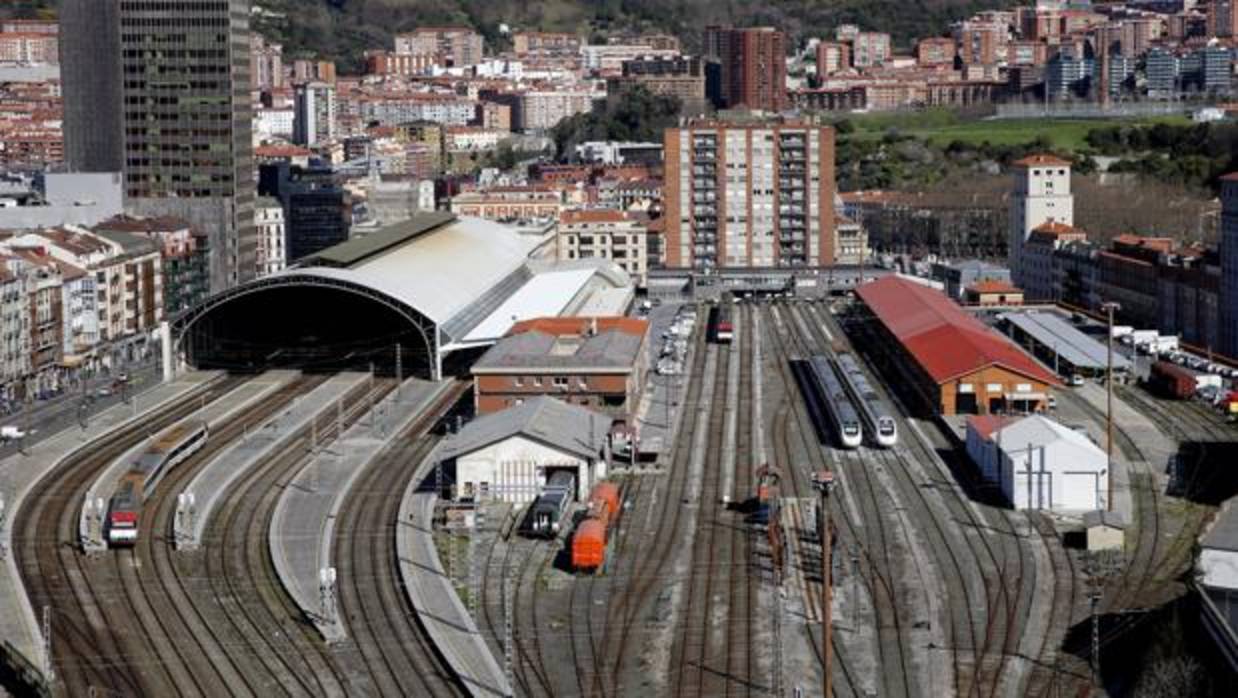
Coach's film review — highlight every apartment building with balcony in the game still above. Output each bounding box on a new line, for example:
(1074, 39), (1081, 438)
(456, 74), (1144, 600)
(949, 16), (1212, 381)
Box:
(556, 210), (649, 287)
(663, 120), (837, 271)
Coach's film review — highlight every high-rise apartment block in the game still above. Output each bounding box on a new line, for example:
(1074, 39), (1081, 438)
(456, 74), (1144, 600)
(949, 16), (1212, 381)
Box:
(1220, 174), (1238, 357)
(705, 27), (788, 112)
(60, 0), (256, 292)
(1008, 155), (1073, 286)
(294, 82), (337, 147)
(663, 121), (836, 270)
(394, 27), (484, 68)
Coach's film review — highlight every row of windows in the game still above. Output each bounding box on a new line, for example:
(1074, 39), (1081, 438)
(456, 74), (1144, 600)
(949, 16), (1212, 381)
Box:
(512, 375), (585, 388)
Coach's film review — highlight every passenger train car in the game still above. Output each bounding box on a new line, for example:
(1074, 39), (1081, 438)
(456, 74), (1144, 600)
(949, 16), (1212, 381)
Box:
(710, 303), (734, 344)
(527, 470), (577, 538)
(106, 420), (209, 547)
(835, 352), (899, 448)
(807, 355), (863, 449)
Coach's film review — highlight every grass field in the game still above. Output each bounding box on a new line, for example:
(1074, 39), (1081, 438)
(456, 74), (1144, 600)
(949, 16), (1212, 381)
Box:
(840, 108), (1194, 150)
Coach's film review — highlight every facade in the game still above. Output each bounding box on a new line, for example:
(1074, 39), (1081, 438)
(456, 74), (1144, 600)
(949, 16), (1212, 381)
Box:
(255, 198), (287, 277)
(851, 32), (892, 68)
(965, 414), (1109, 511)
(92, 215), (209, 319)
(1219, 175), (1238, 358)
(450, 186), (567, 221)
(1097, 235), (1173, 331)
(0, 259), (32, 403)
(471, 316), (649, 422)
(965, 280), (1024, 306)
(60, 0), (257, 293)
(1022, 221), (1087, 301)
(931, 260), (1012, 300)
(607, 55), (707, 109)
(513, 32), (581, 57)
(557, 210), (649, 287)
(294, 82), (337, 147)
(816, 42), (851, 77)
(394, 28), (484, 68)
(917, 37), (956, 67)
(662, 121), (837, 270)
(854, 275), (1057, 416)
(440, 396), (611, 504)
(1009, 154), (1073, 286)
(710, 27), (788, 112)
(834, 215), (867, 266)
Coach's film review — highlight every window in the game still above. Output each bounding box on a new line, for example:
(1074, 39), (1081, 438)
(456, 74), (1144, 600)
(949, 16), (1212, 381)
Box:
(553, 376), (569, 387)
(513, 376), (523, 387)
(986, 383), (1003, 393)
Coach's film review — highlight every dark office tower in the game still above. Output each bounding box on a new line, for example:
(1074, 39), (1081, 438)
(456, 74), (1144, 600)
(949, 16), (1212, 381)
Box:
(60, 0), (124, 173)
(60, 0), (257, 292)
(711, 27), (788, 112)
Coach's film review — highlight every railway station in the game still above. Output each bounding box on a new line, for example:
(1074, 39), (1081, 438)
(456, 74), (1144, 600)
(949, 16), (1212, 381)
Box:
(174, 212), (632, 379)
(852, 275), (1058, 416)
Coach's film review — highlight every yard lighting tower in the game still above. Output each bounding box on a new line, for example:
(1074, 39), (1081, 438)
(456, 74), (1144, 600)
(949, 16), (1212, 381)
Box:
(1101, 301), (1120, 511)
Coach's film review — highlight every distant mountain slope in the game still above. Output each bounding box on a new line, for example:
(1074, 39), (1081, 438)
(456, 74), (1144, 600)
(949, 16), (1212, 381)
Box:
(4, 1), (1019, 71)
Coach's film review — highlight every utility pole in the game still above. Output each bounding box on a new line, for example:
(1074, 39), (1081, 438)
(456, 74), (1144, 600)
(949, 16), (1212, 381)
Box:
(395, 343), (403, 402)
(812, 470), (836, 698)
(1102, 301), (1120, 511)
(42, 604), (53, 682)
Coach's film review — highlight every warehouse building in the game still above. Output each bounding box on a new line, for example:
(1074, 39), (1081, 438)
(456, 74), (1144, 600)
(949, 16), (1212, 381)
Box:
(439, 396), (612, 504)
(175, 212), (632, 378)
(965, 414), (1109, 511)
(471, 316), (649, 423)
(854, 275), (1058, 415)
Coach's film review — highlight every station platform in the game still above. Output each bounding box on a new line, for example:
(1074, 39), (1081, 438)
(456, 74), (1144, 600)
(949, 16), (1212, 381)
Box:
(268, 378), (451, 643)
(0, 371), (223, 684)
(78, 371), (299, 552)
(399, 463), (512, 697)
(175, 373), (370, 550)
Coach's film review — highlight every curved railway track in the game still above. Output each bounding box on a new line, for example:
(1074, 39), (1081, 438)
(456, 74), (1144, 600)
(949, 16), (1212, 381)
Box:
(13, 374), (246, 695)
(334, 380), (469, 698)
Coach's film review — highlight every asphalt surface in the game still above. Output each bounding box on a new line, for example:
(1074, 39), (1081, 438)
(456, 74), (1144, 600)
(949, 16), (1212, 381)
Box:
(0, 360), (162, 461)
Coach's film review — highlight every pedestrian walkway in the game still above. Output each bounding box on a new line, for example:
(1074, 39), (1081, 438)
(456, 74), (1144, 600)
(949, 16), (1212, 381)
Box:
(269, 378), (451, 642)
(175, 373), (369, 551)
(79, 372), (298, 551)
(400, 466), (511, 697)
(0, 371), (223, 685)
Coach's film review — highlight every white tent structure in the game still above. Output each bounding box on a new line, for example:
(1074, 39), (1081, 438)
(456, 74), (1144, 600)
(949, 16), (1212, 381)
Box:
(966, 414), (1108, 512)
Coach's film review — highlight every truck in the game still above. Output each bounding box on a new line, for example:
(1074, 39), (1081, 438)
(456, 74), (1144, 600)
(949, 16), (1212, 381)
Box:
(1195, 374), (1224, 392)
(0, 425), (25, 442)
(1129, 329), (1159, 351)
(1149, 335), (1180, 354)
(1110, 325), (1134, 339)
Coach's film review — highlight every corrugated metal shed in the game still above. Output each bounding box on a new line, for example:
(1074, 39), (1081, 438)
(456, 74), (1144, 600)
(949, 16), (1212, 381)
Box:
(999, 311), (1131, 372)
(857, 276), (1058, 385)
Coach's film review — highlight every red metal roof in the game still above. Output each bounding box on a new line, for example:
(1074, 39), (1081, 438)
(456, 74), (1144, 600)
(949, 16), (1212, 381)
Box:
(856, 276), (1058, 386)
(1012, 153), (1072, 168)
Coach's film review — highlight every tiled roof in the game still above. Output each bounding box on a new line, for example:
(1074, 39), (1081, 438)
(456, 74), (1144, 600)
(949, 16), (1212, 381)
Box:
(967, 280), (1021, 294)
(856, 276), (1058, 385)
(1012, 153), (1072, 167)
(1031, 221), (1085, 237)
(439, 396), (612, 462)
(507, 316), (648, 338)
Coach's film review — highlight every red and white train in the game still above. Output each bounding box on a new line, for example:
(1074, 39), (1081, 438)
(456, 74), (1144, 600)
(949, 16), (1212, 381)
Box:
(107, 420), (209, 547)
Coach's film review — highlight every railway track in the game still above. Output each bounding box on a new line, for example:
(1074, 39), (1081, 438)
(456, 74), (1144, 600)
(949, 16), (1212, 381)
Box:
(727, 301), (757, 697)
(181, 377), (398, 696)
(12, 374), (247, 695)
(333, 380), (469, 698)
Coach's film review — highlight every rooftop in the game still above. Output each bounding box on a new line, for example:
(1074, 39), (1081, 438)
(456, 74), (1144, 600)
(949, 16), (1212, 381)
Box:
(999, 311), (1132, 372)
(473, 316), (646, 373)
(1012, 154), (1072, 168)
(440, 396), (612, 462)
(967, 280), (1022, 295)
(857, 276), (1058, 385)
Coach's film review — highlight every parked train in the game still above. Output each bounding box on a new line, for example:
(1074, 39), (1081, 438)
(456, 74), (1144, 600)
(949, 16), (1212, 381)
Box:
(835, 352), (899, 448)
(527, 470), (577, 538)
(807, 355), (863, 449)
(710, 303), (734, 344)
(1147, 360), (1199, 400)
(107, 421), (209, 547)
(571, 481), (621, 572)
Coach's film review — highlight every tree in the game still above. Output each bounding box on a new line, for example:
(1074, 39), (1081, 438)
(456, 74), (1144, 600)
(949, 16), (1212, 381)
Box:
(550, 85), (682, 161)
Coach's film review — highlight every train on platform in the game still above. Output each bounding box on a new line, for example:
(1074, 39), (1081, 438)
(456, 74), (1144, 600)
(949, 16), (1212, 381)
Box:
(106, 420), (209, 547)
(807, 355), (863, 449)
(710, 302), (734, 344)
(527, 470), (577, 538)
(835, 352), (899, 448)
(571, 481), (621, 572)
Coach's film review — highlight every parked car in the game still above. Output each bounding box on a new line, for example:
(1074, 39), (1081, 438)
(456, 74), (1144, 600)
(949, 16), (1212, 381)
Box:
(1068, 375), (1086, 387)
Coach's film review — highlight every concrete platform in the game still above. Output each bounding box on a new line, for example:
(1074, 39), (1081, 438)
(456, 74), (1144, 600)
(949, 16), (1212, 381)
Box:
(269, 378), (451, 643)
(78, 371), (299, 552)
(175, 373), (370, 551)
(0, 371), (223, 684)
(399, 464), (511, 697)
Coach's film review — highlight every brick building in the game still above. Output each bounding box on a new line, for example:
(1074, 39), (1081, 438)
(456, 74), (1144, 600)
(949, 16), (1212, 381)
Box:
(707, 26), (788, 111)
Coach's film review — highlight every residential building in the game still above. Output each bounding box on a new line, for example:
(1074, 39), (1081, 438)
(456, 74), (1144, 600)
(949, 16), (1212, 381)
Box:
(1219, 174), (1238, 357)
(1159, 247), (1222, 352)
(394, 27), (484, 68)
(450, 186), (568, 221)
(517, 90), (601, 132)
(0, 30), (58, 64)
(1146, 47), (1180, 97)
(1009, 154), (1073, 286)
(513, 32), (581, 57)
(1022, 221), (1087, 301)
(851, 32), (892, 68)
(471, 316), (650, 423)
(1210, 0), (1238, 37)
(608, 55), (707, 109)
(250, 35), (284, 90)
(916, 37), (956, 67)
(0, 257), (32, 403)
(294, 82), (337, 147)
(965, 280), (1024, 306)
(1046, 46), (1095, 99)
(557, 210), (649, 286)
(580, 44), (679, 72)
(60, 0), (257, 293)
(255, 198), (287, 277)
(710, 27), (788, 111)
(834, 215), (868, 266)
(816, 41), (850, 77)
(92, 215), (209, 318)
(1097, 235), (1174, 330)
(663, 120), (837, 270)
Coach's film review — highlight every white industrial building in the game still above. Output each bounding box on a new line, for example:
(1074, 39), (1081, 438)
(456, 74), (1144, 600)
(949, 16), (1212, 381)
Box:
(966, 414), (1109, 512)
(439, 396), (612, 504)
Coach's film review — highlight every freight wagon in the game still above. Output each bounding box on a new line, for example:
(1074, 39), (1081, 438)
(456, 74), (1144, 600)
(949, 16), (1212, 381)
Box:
(1147, 361), (1195, 400)
(571, 481), (620, 572)
(106, 420), (209, 547)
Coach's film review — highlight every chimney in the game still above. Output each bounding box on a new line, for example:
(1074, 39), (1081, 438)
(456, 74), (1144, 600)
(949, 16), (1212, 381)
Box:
(589, 317), (598, 337)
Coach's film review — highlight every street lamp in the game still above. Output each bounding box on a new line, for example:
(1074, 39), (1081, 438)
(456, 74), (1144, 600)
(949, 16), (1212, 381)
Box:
(1101, 301), (1121, 512)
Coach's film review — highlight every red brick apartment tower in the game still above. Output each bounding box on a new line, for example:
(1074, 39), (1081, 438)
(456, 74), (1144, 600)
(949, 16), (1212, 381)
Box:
(716, 27), (788, 112)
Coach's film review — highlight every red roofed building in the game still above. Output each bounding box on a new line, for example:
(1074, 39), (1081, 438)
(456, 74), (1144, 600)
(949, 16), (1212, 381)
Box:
(855, 275), (1057, 415)
(964, 280), (1024, 307)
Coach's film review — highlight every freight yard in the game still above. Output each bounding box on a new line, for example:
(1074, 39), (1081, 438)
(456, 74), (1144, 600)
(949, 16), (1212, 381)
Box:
(0, 288), (1236, 697)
